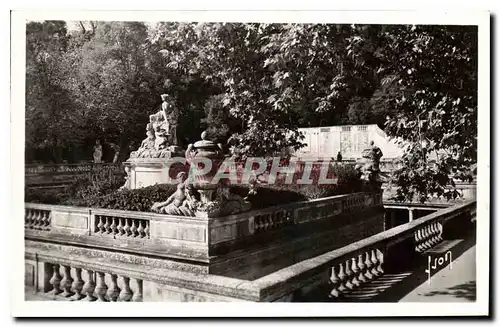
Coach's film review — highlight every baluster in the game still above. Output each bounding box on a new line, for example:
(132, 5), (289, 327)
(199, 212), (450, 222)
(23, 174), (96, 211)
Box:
(29, 211), (37, 229)
(130, 278), (143, 302)
(82, 270), (96, 301)
(436, 222), (444, 242)
(258, 216), (264, 231)
(376, 249), (384, 274)
(137, 220), (145, 238)
(426, 225), (434, 246)
(118, 276), (133, 301)
(370, 249), (380, 277)
(110, 217), (118, 235)
(106, 274), (120, 302)
(60, 265), (74, 297)
(40, 211), (48, 229)
(364, 252), (374, 280)
(429, 223), (438, 245)
(33, 211), (42, 230)
(344, 259), (354, 289)
(429, 224), (438, 246)
(414, 229), (424, 252)
(43, 211), (51, 230)
(97, 216), (105, 234)
(33, 210), (39, 228)
(124, 219), (131, 236)
(422, 226), (432, 249)
(144, 222), (150, 238)
(25, 210), (31, 227)
(262, 215), (269, 230)
(350, 257), (361, 287)
(70, 268), (85, 300)
(337, 262), (347, 294)
(130, 220), (138, 237)
(38, 211), (45, 229)
(94, 272), (108, 301)
(117, 218), (125, 236)
(357, 254), (367, 283)
(29, 210), (37, 228)
(28, 210), (36, 228)
(276, 212), (282, 226)
(329, 266), (341, 298)
(105, 217), (112, 234)
(48, 264), (62, 295)
(254, 216), (260, 232)
(432, 222), (440, 242)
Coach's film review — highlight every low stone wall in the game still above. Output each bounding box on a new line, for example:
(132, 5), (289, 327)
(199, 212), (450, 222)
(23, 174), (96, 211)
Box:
(25, 163), (123, 189)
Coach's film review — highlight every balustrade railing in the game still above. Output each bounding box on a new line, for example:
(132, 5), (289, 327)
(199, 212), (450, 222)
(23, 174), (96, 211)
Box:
(94, 214), (150, 239)
(251, 200), (475, 302)
(25, 195), (474, 302)
(26, 192), (382, 250)
(38, 261), (143, 301)
(25, 207), (51, 231)
(254, 209), (293, 233)
(25, 163), (122, 175)
(328, 248), (384, 298)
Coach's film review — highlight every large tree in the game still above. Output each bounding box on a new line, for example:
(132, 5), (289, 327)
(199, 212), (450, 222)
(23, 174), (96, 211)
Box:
(25, 21), (87, 162)
(343, 25), (477, 202)
(25, 22), (478, 204)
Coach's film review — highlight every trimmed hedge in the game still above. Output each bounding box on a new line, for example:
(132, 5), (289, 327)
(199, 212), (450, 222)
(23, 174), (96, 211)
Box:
(25, 162), (363, 212)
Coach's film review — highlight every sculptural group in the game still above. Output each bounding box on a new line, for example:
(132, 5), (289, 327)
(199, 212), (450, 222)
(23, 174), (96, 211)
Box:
(355, 140), (387, 190)
(130, 94), (182, 159)
(151, 130), (252, 217)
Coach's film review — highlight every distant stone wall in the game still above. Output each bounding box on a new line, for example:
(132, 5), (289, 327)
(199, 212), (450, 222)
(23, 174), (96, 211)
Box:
(293, 124), (403, 160)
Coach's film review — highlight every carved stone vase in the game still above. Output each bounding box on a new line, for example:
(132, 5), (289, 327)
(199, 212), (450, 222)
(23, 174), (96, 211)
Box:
(185, 131), (225, 217)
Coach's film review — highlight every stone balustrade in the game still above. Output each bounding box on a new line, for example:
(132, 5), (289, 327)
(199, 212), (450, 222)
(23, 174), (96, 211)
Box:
(27, 256), (144, 302)
(25, 206), (52, 231)
(94, 214), (150, 239)
(25, 198), (475, 302)
(25, 163), (122, 175)
(25, 192), (383, 261)
(250, 200), (476, 301)
(25, 163), (125, 190)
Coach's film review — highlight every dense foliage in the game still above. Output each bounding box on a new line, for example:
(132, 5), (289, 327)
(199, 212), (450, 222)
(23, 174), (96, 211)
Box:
(26, 21), (477, 202)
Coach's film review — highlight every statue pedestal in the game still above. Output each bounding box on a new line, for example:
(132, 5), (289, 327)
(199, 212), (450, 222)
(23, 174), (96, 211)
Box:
(123, 155), (187, 190)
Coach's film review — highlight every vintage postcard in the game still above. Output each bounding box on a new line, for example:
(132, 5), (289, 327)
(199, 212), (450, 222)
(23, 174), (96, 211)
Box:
(10, 9), (490, 317)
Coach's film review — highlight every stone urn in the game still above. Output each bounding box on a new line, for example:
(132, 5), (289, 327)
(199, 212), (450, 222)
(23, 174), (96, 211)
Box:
(185, 131), (225, 206)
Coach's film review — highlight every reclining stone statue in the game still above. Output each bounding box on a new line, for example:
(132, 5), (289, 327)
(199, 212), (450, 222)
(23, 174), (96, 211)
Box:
(151, 172), (199, 216)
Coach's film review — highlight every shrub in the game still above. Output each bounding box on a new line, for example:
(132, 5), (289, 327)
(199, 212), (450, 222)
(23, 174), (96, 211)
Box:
(66, 166), (126, 201)
(25, 187), (71, 205)
(64, 184), (178, 211)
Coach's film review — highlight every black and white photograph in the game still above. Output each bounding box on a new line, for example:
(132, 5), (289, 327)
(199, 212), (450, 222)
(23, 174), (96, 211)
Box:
(9, 9), (490, 318)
